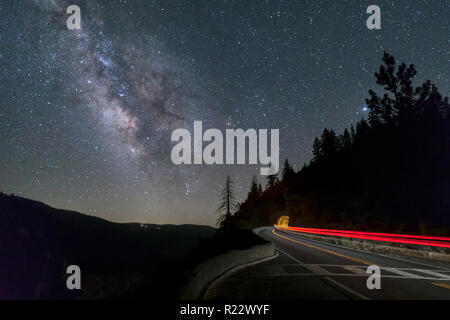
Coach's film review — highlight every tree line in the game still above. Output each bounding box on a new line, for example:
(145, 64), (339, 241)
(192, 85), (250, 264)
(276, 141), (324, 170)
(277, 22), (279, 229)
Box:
(217, 52), (450, 235)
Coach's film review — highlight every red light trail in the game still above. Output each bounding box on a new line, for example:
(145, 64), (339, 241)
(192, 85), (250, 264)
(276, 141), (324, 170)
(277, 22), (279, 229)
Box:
(275, 226), (450, 248)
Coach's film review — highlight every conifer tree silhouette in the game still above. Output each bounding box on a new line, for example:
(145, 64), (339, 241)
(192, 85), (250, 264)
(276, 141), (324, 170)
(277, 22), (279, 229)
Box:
(216, 176), (237, 227)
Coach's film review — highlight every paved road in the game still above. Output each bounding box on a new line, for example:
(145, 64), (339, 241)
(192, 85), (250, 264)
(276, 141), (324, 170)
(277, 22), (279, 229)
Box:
(206, 227), (450, 300)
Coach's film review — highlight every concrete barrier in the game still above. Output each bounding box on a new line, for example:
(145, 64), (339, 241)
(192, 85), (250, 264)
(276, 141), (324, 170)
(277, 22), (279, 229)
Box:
(181, 242), (277, 300)
(285, 230), (450, 263)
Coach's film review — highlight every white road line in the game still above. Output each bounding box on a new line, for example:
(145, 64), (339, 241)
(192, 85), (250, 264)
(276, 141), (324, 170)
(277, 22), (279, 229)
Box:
(278, 248), (305, 265)
(250, 274), (450, 280)
(251, 273), (360, 277)
(383, 267), (421, 279)
(323, 276), (370, 300)
(344, 266), (366, 274)
(413, 269), (450, 279)
(304, 264), (332, 275)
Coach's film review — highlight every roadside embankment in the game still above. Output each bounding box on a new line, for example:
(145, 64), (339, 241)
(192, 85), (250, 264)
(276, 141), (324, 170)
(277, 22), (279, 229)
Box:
(181, 241), (277, 300)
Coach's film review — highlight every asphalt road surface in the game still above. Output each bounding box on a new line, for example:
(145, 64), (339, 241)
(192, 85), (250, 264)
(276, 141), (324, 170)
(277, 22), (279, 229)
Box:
(205, 227), (450, 300)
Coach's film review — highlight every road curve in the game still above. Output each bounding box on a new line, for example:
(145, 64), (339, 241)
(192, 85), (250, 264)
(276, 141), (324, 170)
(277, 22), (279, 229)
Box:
(205, 227), (450, 300)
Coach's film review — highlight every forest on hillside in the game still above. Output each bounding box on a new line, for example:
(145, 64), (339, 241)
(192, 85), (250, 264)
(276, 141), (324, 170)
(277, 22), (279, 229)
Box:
(219, 53), (450, 236)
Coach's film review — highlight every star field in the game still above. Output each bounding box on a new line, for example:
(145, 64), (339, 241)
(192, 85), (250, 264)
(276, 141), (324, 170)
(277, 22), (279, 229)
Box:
(0, 0), (448, 225)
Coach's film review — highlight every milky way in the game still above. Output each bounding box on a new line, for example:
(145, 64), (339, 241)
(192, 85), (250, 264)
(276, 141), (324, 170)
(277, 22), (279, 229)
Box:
(1, 0), (449, 225)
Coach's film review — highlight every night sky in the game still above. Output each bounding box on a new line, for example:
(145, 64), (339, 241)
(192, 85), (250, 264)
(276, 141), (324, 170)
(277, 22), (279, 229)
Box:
(1, 0), (448, 225)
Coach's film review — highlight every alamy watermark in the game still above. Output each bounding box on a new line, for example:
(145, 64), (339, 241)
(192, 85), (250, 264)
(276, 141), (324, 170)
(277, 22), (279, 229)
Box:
(66, 4), (380, 31)
(66, 265), (81, 290)
(366, 5), (381, 30)
(171, 121), (279, 176)
(66, 5), (81, 30)
(366, 265), (381, 290)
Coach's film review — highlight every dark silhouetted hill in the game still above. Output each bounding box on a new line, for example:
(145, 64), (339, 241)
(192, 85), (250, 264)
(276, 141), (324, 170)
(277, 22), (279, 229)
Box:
(0, 192), (215, 299)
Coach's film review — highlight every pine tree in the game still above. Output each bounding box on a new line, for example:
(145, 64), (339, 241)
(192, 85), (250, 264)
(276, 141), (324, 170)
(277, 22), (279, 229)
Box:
(353, 119), (370, 145)
(320, 128), (339, 158)
(340, 128), (352, 150)
(312, 137), (323, 162)
(350, 124), (356, 141)
(367, 52), (419, 125)
(266, 172), (279, 189)
(216, 176), (237, 227)
(247, 176), (260, 202)
(282, 159), (294, 180)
